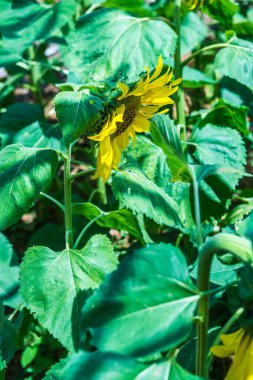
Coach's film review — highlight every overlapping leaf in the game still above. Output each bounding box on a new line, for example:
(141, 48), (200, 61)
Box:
(111, 163), (182, 229)
(54, 90), (103, 146)
(82, 243), (199, 357)
(72, 202), (143, 241)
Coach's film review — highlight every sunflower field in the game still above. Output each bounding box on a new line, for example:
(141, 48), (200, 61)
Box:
(0, 0), (253, 379)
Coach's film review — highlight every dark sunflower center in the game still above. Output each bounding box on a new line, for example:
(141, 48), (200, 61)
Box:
(112, 96), (140, 139)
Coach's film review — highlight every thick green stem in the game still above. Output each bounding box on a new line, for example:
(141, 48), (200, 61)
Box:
(28, 46), (43, 105)
(196, 234), (252, 377)
(64, 148), (73, 249)
(189, 166), (203, 246)
(0, 369), (5, 380)
(174, 0), (186, 134)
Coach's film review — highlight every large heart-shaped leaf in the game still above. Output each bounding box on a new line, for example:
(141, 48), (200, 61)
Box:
(20, 235), (117, 352)
(82, 243), (199, 357)
(0, 144), (58, 231)
(66, 8), (177, 84)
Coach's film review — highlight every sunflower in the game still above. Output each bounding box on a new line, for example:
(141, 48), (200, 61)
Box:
(211, 328), (253, 380)
(89, 55), (182, 181)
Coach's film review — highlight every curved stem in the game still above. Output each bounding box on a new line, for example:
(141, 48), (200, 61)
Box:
(181, 42), (251, 67)
(71, 168), (95, 181)
(64, 147), (73, 249)
(174, 0), (186, 133)
(73, 214), (105, 249)
(196, 233), (252, 377)
(40, 192), (65, 213)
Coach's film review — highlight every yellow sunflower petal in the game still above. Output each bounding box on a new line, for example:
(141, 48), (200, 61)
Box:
(150, 55), (164, 82)
(117, 82), (130, 100)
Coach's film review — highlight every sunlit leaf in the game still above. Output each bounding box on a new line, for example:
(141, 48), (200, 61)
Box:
(66, 9), (177, 84)
(20, 235), (117, 351)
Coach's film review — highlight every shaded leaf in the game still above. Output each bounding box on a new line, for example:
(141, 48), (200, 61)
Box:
(183, 66), (216, 89)
(197, 99), (249, 135)
(0, 103), (44, 147)
(0, 144), (58, 231)
(151, 114), (191, 182)
(1, 0), (78, 61)
(203, 0), (239, 28)
(54, 90), (103, 147)
(72, 202), (143, 241)
(82, 243), (199, 356)
(0, 233), (21, 308)
(191, 255), (242, 286)
(181, 12), (208, 55)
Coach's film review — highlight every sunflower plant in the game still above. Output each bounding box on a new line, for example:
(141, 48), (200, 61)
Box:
(0, 0), (253, 379)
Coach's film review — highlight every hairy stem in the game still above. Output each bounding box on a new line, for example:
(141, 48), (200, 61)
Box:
(64, 147), (73, 249)
(174, 0), (186, 135)
(196, 234), (252, 377)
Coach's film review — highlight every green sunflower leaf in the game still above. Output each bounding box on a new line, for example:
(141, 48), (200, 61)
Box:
(60, 352), (202, 380)
(0, 144), (58, 231)
(202, 0), (239, 28)
(0, 233), (21, 308)
(0, 302), (17, 371)
(54, 90), (103, 147)
(81, 243), (199, 357)
(197, 99), (249, 135)
(20, 235), (117, 352)
(181, 12), (208, 55)
(1, 0), (78, 63)
(111, 162), (182, 229)
(66, 8), (177, 84)
(150, 114), (191, 182)
(215, 37), (253, 91)
(72, 202), (143, 241)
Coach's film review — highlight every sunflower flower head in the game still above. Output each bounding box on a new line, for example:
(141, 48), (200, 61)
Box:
(89, 55), (182, 181)
(211, 328), (253, 380)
